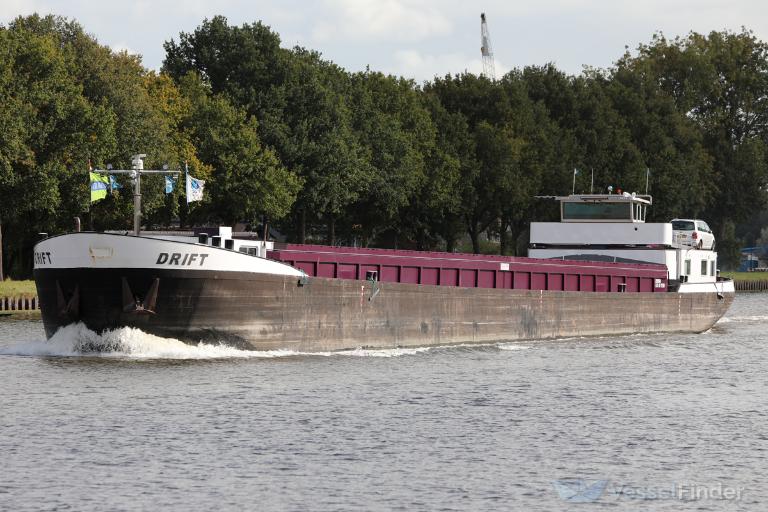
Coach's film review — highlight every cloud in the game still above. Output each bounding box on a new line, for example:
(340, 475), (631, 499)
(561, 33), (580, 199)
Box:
(110, 42), (140, 57)
(4, 0), (768, 79)
(312, 0), (453, 43)
(0, 0), (44, 21)
(390, 49), (510, 82)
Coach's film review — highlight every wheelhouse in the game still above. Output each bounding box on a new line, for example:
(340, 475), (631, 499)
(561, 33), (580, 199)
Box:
(558, 194), (651, 223)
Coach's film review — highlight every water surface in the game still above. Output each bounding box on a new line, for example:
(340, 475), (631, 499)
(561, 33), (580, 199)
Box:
(1, 295), (765, 510)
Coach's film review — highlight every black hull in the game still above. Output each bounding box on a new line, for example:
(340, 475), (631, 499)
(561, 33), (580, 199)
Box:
(35, 267), (734, 352)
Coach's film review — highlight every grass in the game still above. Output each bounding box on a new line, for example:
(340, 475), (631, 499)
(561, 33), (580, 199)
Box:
(721, 271), (768, 282)
(0, 279), (37, 297)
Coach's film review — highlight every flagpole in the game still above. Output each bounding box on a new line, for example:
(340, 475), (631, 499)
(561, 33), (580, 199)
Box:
(572, 168), (577, 195)
(590, 168), (594, 194)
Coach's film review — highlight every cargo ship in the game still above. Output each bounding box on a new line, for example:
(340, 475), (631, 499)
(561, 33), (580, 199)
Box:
(33, 172), (734, 351)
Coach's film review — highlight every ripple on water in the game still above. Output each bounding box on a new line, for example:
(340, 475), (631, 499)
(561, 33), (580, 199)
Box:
(0, 294), (764, 511)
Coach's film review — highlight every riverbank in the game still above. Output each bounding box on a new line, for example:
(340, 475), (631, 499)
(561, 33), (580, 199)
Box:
(721, 272), (768, 292)
(0, 310), (40, 320)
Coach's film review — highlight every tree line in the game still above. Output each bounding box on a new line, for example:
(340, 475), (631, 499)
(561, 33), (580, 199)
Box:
(2, 14), (768, 277)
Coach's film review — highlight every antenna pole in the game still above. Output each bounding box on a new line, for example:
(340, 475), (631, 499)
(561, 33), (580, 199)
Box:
(645, 167), (650, 195)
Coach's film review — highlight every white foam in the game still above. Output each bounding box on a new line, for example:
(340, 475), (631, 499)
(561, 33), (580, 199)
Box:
(717, 315), (768, 324)
(0, 323), (455, 359)
(0, 323), (542, 359)
(497, 343), (533, 351)
(324, 346), (435, 358)
(0, 323), (294, 359)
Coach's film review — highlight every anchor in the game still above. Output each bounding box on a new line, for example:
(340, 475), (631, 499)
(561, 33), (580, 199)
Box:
(56, 281), (80, 320)
(122, 277), (159, 314)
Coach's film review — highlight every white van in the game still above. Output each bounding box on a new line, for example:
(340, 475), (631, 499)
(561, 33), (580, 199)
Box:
(671, 219), (715, 250)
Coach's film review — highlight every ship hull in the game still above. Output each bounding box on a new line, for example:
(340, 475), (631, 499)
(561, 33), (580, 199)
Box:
(35, 267), (734, 352)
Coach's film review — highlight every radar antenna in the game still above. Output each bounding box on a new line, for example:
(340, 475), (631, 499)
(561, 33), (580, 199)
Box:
(480, 13), (496, 80)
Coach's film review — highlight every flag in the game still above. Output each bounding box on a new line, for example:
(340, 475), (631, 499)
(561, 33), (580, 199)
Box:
(109, 175), (122, 191)
(165, 175), (176, 194)
(186, 172), (205, 203)
(90, 172), (109, 203)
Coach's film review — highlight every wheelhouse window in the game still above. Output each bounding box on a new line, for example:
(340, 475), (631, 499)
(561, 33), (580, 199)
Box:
(710, 261), (716, 276)
(685, 259), (691, 275)
(701, 260), (708, 276)
(562, 202), (631, 221)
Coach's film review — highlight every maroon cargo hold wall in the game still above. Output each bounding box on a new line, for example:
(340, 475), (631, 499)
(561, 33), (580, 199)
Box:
(267, 244), (668, 293)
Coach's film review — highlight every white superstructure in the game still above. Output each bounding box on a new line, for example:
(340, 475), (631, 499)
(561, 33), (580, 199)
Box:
(528, 193), (726, 290)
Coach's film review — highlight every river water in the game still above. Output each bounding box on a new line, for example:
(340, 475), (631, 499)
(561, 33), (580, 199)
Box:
(0, 294), (765, 511)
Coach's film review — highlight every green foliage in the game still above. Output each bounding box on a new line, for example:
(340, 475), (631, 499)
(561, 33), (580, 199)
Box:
(164, 15), (285, 113)
(346, 70), (435, 245)
(618, 29), (768, 229)
(178, 73), (301, 225)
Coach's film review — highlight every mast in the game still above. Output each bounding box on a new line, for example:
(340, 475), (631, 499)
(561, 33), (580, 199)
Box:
(480, 13), (496, 80)
(94, 154), (179, 236)
(132, 153), (144, 236)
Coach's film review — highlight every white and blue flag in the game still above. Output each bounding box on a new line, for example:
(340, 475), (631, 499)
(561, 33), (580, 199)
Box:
(186, 172), (205, 203)
(165, 175), (176, 194)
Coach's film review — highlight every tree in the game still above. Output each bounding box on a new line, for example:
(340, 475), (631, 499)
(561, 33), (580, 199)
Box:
(406, 94), (465, 251)
(607, 57), (714, 221)
(178, 73), (301, 226)
(619, 30), (768, 233)
(0, 16), (115, 275)
(264, 50), (370, 244)
(347, 71), (435, 247)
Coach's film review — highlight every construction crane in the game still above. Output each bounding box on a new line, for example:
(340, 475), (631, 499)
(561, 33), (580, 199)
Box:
(480, 13), (496, 80)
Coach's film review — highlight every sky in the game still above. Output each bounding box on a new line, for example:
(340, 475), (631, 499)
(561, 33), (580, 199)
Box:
(1, 0), (767, 83)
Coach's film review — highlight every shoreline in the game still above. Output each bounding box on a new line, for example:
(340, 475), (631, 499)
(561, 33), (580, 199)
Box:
(0, 310), (41, 320)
